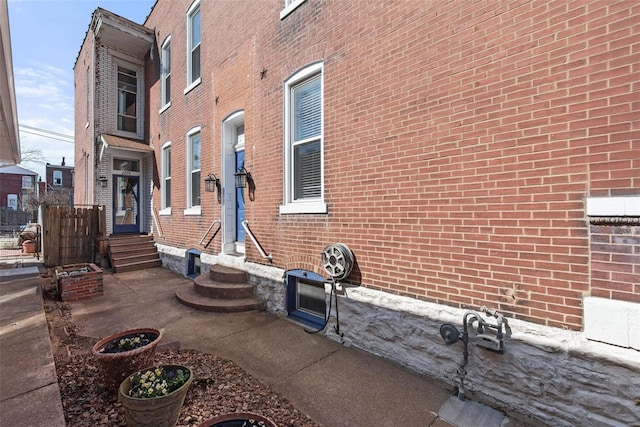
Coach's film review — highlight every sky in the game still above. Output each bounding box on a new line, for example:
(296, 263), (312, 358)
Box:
(7, 0), (156, 182)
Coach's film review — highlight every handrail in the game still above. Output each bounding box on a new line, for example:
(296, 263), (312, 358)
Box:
(151, 208), (164, 238)
(242, 220), (272, 262)
(200, 219), (221, 248)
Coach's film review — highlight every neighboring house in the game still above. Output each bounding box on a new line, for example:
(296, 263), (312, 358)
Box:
(0, 0), (20, 166)
(0, 165), (38, 210)
(74, 2), (639, 425)
(45, 157), (75, 206)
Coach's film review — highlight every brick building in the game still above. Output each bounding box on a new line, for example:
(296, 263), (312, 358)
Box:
(0, 165), (37, 210)
(75, 1), (639, 425)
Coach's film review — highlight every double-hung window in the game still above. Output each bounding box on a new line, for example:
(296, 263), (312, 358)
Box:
(160, 37), (171, 109)
(280, 62), (326, 214)
(117, 66), (138, 133)
(186, 128), (201, 212)
(53, 171), (62, 186)
(161, 142), (171, 212)
(186, 1), (201, 89)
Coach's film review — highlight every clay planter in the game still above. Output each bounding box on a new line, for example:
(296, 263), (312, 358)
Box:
(198, 412), (277, 427)
(119, 364), (193, 427)
(92, 328), (162, 392)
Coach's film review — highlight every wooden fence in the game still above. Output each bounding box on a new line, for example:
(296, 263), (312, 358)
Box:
(43, 204), (106, 267)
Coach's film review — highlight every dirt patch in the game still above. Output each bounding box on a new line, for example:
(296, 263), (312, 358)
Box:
(42, 272), (318, 427)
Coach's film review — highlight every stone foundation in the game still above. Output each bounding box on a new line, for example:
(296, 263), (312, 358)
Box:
(55, 263), (103, 301)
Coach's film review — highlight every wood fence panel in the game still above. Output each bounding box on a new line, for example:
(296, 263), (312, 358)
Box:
(43, 204), (105, 268)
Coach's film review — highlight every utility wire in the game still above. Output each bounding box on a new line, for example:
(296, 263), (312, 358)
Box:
(18, 125), (74, 143)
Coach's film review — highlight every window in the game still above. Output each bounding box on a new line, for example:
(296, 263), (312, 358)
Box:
(117, 66), (137, 133)
(286, 270), (327, 329)
(85, 67), (90, 126)
(53, 171), (62, 186)
(21, 176), (32, 190)
(161, 37), (171, 109)
(280, 63), (326, 214)
(186, 1), (201, 88)
(186, 128), (201, 210)
(280, 0), (307, 19)
(161, 143), (171, 211)
(187, 249), (201, 278)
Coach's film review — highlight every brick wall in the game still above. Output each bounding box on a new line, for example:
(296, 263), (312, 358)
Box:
(56, 263), (104, 301)
(589, 221), (640, 302)
(144, 0), (638, 330)
(74, 35), (94, 207)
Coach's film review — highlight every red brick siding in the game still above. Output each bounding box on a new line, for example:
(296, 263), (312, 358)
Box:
(590, 223), (640, 303)
(142, 0), (639, 330)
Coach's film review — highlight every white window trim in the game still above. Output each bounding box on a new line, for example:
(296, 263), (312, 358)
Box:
(280, 0), (307, 19)
(279, 62), (327, 215)
(186, 0), (201, 89)
(53, 170), (63, 186)
(586, 196), (640, 216)
(161, 141), (171, 211)
(160, 35), (171, 112)
(185, 126), (202, 213)
(114, 60), (143, 139)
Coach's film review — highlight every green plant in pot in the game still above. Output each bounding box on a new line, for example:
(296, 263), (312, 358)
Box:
(119, 364), (194, 427)
(92, 328), (162, 392)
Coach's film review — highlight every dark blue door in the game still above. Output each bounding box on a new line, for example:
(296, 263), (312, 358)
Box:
(113, 175), (139, 234)
(235, 151), (245, 242)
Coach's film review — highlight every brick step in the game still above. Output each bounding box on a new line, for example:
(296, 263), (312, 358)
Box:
(175, 284), (266, 313)
(193, 275), (255, 299)
(112, 259), (162, 273)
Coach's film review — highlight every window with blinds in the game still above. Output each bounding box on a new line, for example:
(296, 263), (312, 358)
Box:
(292, 75), (321, 200)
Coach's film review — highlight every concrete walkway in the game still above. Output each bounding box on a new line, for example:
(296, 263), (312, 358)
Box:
(0, 265), (66, 427)
(1, 265), (527, 426)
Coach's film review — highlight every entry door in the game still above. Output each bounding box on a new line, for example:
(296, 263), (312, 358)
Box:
(113, 175), (140, 234)
(235, 149), (245, 246)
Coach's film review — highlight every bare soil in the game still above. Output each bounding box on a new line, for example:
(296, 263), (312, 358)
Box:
(42, 274), (318, 427)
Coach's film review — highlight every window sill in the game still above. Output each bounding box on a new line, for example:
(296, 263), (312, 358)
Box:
(279, 201), (327, 214)
(85, 121), (89, 129)
(586, 196), (640, 216)
(280, 0), (307, 19)
(159, 207), (171, 216)
(183, 78), (202, 95)
(183, 206), (202, 216)
(159, 102), (171, 115)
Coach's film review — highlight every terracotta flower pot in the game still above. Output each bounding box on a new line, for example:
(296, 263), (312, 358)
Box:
(92, 327), (162, 392)
(119, 364), (193, 427)
(198, 412), (277, 427)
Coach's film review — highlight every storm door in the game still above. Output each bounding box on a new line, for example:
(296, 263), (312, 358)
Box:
(113, 175), (140, 234)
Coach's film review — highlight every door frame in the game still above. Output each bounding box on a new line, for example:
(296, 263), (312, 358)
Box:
(112, 174), (140, 234)
(221, 110), (245, 254)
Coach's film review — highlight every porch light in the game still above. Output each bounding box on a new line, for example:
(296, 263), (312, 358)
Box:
(204, 174), (219, 193)
(234, 167), (252, 189)
(98, 176), (108, 188)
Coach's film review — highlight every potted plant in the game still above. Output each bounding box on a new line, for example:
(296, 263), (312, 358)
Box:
(119, 364), (194, 427)
(198, 412), (276, 427)
(92, 328), (163, 392)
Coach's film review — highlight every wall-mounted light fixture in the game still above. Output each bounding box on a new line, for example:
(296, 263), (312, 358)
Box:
(204, 174), (220, 193)
(234, 167), (252, 189)
(98, 176), (108, 188)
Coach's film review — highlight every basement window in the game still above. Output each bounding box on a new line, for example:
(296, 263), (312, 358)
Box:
(187, 249), (201, 278)
(286, 270), (326, 329)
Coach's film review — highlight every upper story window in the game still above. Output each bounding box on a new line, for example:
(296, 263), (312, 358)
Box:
(186, 1), (201, 89)
(186, 128), (201, 211)
(280, 0), (307, 19)
(280, 62), (326, 214)
(117, 66), (138, 133)
(161, 37), (171, 110)
(161, 142), (171, 211)
(53, 171), (62, 186)
(22, 176), (32, 190)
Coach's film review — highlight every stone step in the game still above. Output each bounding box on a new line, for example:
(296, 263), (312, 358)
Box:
(175, 284), (266, 313)
(194, 275), (255, 299)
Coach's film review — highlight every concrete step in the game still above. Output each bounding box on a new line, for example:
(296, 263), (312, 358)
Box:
(208, 264), (248, 283)
(194, 275), (256, 299)
(175, 284), (266, 313)
(113, 259), (162, 273)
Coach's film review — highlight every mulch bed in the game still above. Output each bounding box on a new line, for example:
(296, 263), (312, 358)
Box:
(42, 273), (318, 427)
